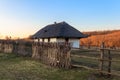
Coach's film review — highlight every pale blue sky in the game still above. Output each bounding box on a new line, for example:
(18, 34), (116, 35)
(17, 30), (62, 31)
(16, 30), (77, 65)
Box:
(0, 0), (120, 38)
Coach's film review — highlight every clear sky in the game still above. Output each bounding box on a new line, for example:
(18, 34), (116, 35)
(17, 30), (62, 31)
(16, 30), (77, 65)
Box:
(0, 0), (120, 38)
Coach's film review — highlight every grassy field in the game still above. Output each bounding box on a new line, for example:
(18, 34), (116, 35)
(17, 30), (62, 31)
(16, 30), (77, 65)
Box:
(0, 53), (119, 80)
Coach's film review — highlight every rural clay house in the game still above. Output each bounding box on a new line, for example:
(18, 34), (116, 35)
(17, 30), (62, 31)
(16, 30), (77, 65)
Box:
(32, 21), (86, 48)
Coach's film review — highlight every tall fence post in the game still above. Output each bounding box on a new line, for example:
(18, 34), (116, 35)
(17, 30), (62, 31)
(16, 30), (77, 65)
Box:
(108, 50), (112, 77)
(99, 42), (105, 75)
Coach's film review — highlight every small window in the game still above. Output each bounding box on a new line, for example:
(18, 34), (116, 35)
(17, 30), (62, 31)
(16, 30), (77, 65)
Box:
(48, 38), (50, 42)
(42, 38), (44, 42)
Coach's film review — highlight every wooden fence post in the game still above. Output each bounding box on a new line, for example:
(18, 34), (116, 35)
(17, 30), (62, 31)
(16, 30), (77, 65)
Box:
(99, 49), (104, 75)
(99, 42), (105, 75)
(108, 50), (112, 77)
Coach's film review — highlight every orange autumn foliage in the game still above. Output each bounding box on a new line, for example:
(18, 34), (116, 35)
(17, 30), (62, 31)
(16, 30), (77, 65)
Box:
(81, 30), (120, 47)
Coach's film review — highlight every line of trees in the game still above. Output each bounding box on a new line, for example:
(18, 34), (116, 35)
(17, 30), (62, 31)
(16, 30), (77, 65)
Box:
(81, 30), (120, 48)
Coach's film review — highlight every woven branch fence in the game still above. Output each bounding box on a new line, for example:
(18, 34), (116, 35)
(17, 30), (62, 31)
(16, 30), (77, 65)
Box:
(32, 42), (71, 69)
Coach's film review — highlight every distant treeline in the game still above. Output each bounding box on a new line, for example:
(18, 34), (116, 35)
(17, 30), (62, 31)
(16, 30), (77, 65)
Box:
(83, 30), (120, 36)
(81, 30), (120, 48)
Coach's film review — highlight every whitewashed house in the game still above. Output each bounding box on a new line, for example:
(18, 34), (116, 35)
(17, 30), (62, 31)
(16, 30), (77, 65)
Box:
(32, 22), (86, 48)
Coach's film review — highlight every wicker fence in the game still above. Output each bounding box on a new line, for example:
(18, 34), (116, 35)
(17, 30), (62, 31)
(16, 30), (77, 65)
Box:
(0, 40), (13, 53)
(0, 40), (32, 56)
(0, 40), (71, 68)
(32, 42), (71, 69)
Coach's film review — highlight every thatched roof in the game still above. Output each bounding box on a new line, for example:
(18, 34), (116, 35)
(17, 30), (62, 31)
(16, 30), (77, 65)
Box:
(32, 22), (86, 39)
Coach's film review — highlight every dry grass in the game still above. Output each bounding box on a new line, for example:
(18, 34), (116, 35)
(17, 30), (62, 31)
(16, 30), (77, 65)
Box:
(0, 53), (119, 80)
(0, 53), (91, 80)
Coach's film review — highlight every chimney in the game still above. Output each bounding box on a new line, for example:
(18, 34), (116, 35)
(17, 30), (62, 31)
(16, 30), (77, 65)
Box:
(54, 22), (57, 24)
